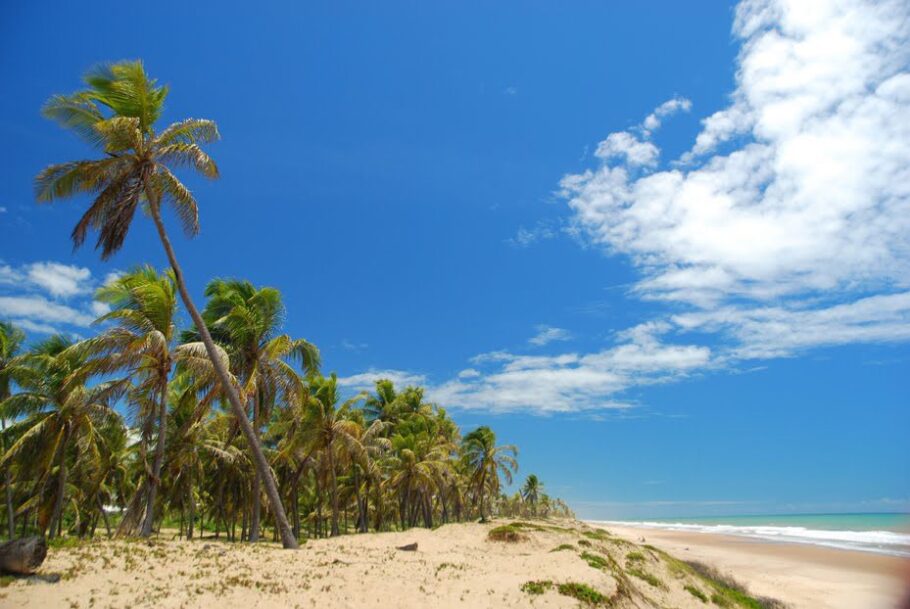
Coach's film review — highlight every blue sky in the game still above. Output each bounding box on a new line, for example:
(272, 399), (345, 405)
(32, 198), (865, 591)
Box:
(1, 0), (908, 519)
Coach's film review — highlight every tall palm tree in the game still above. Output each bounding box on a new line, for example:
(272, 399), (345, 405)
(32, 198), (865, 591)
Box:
(85, 265), (205, 536)
(35, 61), (299, 547)
(0, 321), (25, 538)
(0, 336), (124, 537)
(193, 278), (319, 541)
(303, 375), (365, 536)
(520, 474), (543, 517)
(461, 426), (517, 523)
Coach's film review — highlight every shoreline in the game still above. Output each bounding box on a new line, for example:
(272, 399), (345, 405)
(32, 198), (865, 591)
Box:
(594, 522), (908, 609)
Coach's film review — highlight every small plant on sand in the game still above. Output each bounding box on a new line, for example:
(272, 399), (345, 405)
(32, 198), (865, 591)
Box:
(577, 539), (592, 547)
(521, 580), (554, 595)
(627, 567), (664, 588)
(686, 561), (785, 609)
(557, 582), (608, 605)
(626, 551), (645, 562)
(487, 523), (529, 542)
(685, 584), (709, 602)
(550, 543), (575, 552)
(582, 530), (610, 541)
(580, 551), (610, 570)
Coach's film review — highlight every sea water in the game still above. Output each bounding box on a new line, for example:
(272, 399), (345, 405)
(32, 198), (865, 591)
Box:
(590, 513), (910, 557)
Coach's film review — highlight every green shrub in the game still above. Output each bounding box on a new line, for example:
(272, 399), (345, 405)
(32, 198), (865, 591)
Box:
(556, 582), (608, 605)
(580, 551), (610, 570)
(577, 539), (592, 547)
(521, 580), (553, 595)
(550, 543), (575, 552)
(487, 524), (528, 542)
(626, 551), (645, 562)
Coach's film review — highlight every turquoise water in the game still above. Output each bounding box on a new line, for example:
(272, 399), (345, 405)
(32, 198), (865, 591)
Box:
(591, 513), (910, 557)
(648, 513), (910, 532)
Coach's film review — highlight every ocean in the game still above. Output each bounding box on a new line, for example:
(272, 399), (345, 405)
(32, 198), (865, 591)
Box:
(590, 513), (910, 557)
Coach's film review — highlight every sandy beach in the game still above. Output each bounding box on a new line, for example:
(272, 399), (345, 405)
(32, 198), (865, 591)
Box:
(601, 523), (908, 609)
(3, 519), (906, 609)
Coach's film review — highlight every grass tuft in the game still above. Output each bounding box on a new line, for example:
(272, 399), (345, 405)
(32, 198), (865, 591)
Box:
(580, 551), (610, 570)
(627, 567), (663, 588)
(557, 582), (608, 605)
(550, 543), (575, 552)
(521, 580), (553, 595)
(685, 584), (708, 602)
(487, 524), (528, 542)
(686, 561), (787, 609)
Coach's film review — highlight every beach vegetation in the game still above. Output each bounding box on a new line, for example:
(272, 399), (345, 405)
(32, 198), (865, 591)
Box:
(685, 584), (709, 602)
(520, 580), (553, 595)
(556, 582), (608, 605)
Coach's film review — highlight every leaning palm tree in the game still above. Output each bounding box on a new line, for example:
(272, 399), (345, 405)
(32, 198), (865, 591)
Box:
(192, 278), (319, 541)
(520, 474), (543, 517)
(35, 60), (299, 547)
(0, 320), (25, 538)
(461, 426), (517, 522)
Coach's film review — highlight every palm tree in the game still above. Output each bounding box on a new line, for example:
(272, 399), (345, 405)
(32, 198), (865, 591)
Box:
(303, 374), (365, 536)
(35, 61), (299, 547)
(0, 321), (25, 538)
(192, 278), (319, 541)
(0, 336), (124, 537)
(84, 265), (182, 537)
(461, 426), (517, 523)
(520, 474), (543, 517)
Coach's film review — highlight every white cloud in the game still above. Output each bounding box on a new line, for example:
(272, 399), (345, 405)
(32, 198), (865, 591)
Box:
(429, 323), (710, 414)
(0, 206), (7, 213)
(0, 260), (114, 335)
(26, 262), (92, 298)
(529, 325), (572, 346)
(0, 295), (95, 327)
(409, 0), (910, 416)
(563, 0), (910, 309)
(336, 369), (428, 392)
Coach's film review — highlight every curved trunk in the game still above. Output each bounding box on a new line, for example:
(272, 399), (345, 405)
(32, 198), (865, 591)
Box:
(140, 376), (169, 537)
(149, 202), (298, 549)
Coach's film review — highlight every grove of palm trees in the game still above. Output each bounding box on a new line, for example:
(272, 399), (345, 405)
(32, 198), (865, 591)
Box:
(0, 61), (573, 551)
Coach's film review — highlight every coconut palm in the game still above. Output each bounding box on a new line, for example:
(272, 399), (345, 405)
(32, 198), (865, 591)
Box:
(35, 61), (299, 547)
(520, 474), (543, 516)
(84, 265), (180, 537)
(461, 426), (517, 522)
(0, 320), (25, 538)
(301, 374), (365, 536)
(0, 335), (124, 537)
(192, 278), (319, 541)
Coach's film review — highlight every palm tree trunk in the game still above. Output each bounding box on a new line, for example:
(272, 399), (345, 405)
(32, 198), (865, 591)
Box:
(48, 442), (69, 538)
(249, 391), (261, 542)
(187, 481), (195, 540)
(140, 378), (169, 537)
(2, 417), (14, 539)
(327, 447), (340, 536)
(148, 201), (298, 549)
(97, 496), (111, 538)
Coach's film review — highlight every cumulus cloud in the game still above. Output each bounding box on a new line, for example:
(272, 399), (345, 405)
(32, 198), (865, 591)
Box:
(0, 260), (114, 335)
(347, 0), (910, 416)
(563, 0), (910, 308)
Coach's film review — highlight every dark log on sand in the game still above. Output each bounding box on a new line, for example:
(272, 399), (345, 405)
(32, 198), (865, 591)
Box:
(0, 536), (47, 575)
(396, 542), (418, 551)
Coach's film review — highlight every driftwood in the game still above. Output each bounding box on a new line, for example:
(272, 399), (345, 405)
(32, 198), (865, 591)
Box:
(396, 542), (418, 552)
(0, 536), (47, 575)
